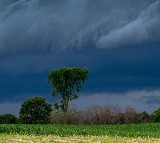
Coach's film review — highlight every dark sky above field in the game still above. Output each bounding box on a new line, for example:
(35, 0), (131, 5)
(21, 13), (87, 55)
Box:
(0, 0), (160, 115)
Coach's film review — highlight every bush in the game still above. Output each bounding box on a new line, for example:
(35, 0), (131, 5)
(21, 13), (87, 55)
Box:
(0, 114), (18, 124)
(19, 96), (52, 124)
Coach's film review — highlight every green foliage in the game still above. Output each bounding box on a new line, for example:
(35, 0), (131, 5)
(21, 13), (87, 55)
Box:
(48, 67), (89, 113)
(0, 123), (160, 138)
(141, 111), (150, 122)
(19, 96), (52, 124)
(151, 108), (160, 122)
(0, 114), (18, 124)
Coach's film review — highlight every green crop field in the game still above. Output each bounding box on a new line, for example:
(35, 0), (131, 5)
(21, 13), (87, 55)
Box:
(0, 123), (160, 142)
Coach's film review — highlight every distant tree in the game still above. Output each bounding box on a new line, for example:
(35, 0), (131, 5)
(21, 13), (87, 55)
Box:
(141, 111), (151, 123)
(0, 114), (18, 124)
(124, 106), (137, 124)
(114, 113), (125, 124)
(19, 96), (52, 124)
(151, 108), (160, 122)
(48, 67), (89, 113)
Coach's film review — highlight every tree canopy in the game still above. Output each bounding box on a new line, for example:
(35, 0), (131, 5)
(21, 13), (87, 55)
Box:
(19, 96), (52, 124)
(151, 108), (160, 122)
(48, 67), (89, 113)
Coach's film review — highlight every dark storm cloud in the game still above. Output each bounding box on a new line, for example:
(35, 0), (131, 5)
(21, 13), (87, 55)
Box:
(97, 0), (160, 48)
(1, 45), (160, 101)
(0, 0), (19, 12)
(0, 0), (159, 74)
(0, 72), (51, 102)
(0, 0), (160, 113)
(0, 0), (159, 57)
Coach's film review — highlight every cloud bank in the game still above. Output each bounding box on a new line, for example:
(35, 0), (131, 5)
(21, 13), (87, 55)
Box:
(97, 0), (160, 48)
(0, 0), (159, 57)
(1, 89), (160, 116)
(71, 89), (160, 114)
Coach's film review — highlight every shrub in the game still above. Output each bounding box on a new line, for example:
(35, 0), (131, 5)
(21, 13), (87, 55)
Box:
(19, 96), (52, 124)
(0, 114), (18, 124)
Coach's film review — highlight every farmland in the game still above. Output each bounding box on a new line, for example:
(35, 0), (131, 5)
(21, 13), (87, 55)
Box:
(0, 123), (160, 142)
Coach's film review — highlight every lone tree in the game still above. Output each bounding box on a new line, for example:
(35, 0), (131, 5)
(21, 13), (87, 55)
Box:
(19, 96), (52, 124)
(48, 67), (89, 113)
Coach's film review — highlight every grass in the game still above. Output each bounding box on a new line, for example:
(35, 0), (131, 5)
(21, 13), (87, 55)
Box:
(0, 123), (160, 142)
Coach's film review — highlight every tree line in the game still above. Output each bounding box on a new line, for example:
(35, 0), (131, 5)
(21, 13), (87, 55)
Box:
(0, 103), (160, 124)
(1, 67), (160, 124)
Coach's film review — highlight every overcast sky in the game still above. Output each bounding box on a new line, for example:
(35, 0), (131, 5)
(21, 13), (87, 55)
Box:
(0, 0), (160, 115)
